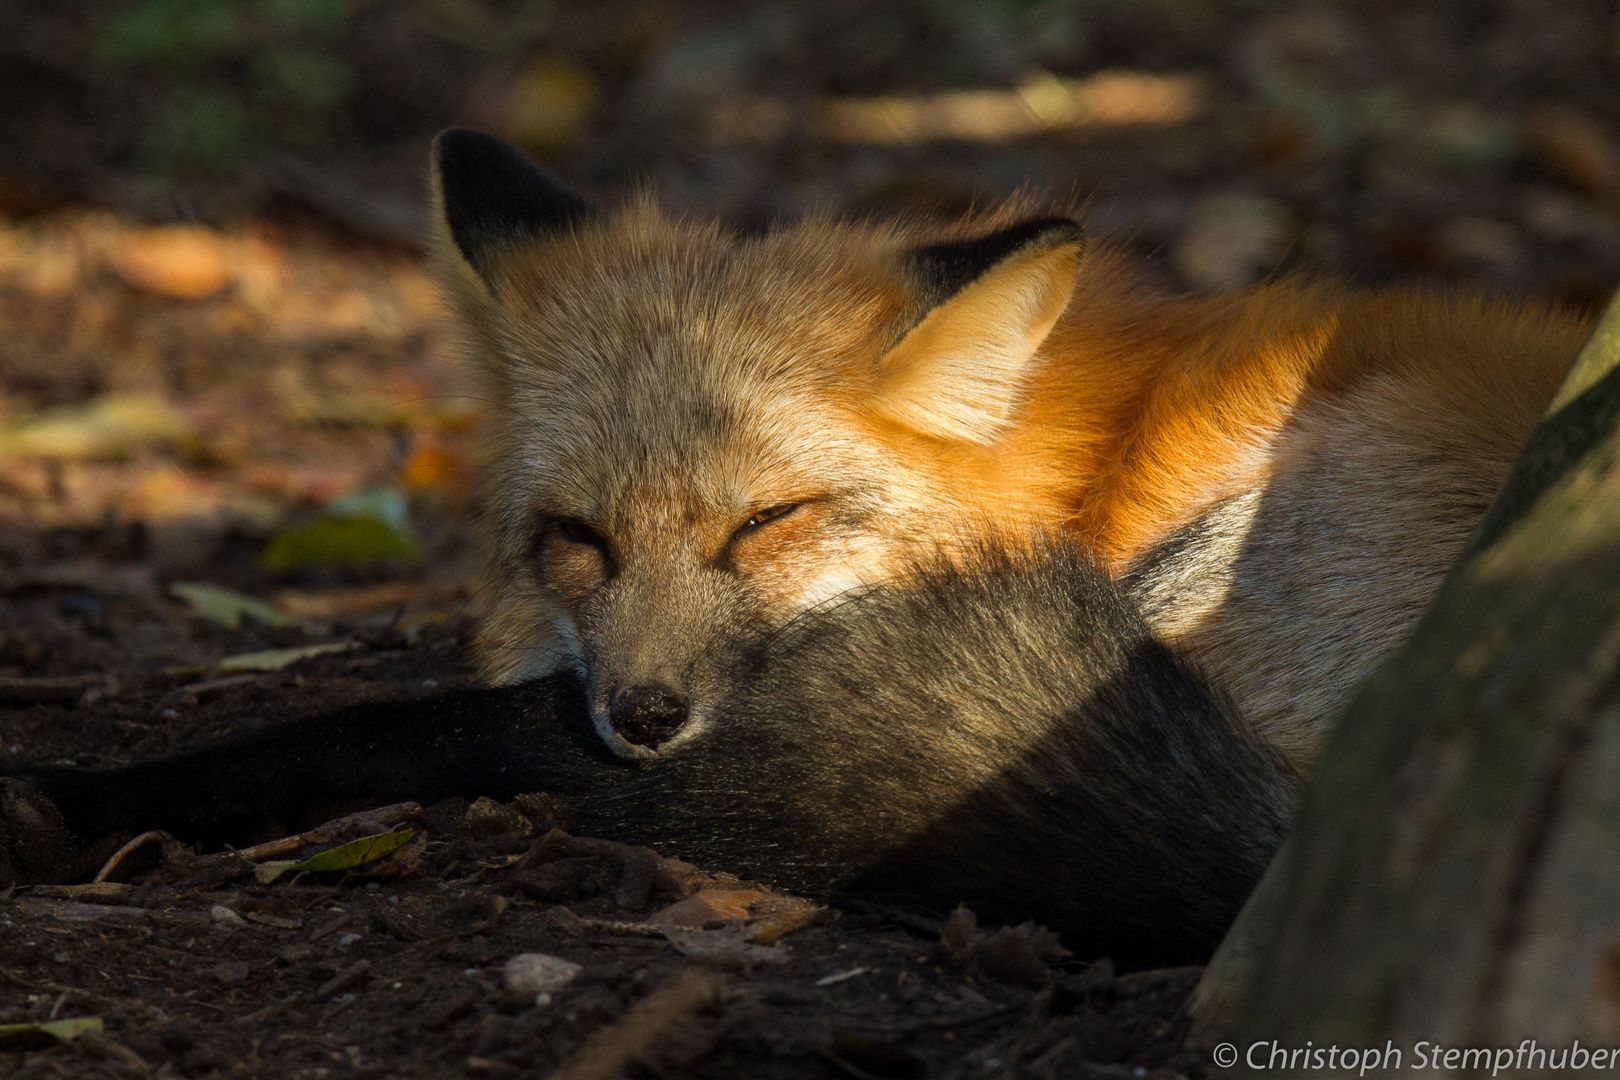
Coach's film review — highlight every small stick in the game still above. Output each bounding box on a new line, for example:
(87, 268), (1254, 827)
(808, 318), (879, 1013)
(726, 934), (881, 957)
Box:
(548, 907), (667, 938)
(547, 969), (721, 1080)
(93, 830), (169, 883)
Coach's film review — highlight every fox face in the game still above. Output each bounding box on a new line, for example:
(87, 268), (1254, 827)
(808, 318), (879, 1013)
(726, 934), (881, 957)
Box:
(430, 131), (1085, 759)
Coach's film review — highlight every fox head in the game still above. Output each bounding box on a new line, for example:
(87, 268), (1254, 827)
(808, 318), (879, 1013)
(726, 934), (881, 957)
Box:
(429, 130), (1086, 759)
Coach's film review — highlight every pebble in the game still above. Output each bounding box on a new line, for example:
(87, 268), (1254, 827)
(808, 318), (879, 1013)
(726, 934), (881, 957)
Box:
(502, 953), (583, 998)
(209, 905), (246, 930)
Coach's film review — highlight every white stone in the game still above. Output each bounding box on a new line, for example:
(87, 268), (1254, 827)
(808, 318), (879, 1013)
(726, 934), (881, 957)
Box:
(502, 953), (582, 998)
(209, 905), (245, 930)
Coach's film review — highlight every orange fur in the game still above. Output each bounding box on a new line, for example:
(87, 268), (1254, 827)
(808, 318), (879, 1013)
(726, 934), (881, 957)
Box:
(869, 254), (1584, 574)
(433, 167), (1589, 767)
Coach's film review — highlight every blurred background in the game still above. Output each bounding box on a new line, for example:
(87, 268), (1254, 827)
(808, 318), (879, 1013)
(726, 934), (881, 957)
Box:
(2, 0), (1619, 683)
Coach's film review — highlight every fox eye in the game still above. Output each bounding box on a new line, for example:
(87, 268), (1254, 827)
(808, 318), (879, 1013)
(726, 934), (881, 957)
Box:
(554, 518), (605, 546)
(736, 503), (800, 536)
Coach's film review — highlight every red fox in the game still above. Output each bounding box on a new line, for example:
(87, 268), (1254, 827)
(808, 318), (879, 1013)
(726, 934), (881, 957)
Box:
(434, 131), (1587, 770)
(0, 130), (1592, 963)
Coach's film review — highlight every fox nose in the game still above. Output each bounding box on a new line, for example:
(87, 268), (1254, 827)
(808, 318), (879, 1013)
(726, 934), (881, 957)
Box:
(608, 684), (690, 750)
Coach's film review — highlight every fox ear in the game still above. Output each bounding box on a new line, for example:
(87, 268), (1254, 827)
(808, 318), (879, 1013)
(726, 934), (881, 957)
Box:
(430, 128), (597, 284)
(871, 218), (1084, 444)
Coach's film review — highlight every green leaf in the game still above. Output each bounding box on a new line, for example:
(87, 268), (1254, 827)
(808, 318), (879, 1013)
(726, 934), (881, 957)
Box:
(169, 581), (295, 629)
(259, 516), (420, 571)
(258, 828), (416, 884)
(0, 1017), (104, 1049)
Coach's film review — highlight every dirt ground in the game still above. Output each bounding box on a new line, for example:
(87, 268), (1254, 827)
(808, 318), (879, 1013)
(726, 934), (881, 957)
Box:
(4, 0), (1620, 1076)
(0, 618), (1205, 1080)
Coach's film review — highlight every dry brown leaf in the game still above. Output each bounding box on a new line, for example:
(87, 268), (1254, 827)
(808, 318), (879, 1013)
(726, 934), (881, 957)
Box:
(109, 226), (232, 300)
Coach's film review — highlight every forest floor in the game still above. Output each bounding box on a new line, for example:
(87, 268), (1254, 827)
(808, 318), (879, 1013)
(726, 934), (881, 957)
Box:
(4, 1), (1620, 1076)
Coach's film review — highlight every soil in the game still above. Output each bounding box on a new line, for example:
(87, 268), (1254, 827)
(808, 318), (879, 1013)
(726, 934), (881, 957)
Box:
(0, 614), (1205, 1080)
(6, 0), (1620, 1075)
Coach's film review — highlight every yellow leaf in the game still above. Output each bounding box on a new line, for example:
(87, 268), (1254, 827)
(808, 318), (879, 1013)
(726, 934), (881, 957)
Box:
(216, 641), (355, 673)
(169, 582), (295, 629)
(0, 1017), (104, 1048)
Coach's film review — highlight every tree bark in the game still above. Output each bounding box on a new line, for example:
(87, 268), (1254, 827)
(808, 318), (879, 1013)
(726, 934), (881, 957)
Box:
(1192, 294), (1620, 1065)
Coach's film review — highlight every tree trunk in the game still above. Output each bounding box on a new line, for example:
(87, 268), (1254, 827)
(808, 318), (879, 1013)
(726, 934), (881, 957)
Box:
(1192, 294), (1620, 1066)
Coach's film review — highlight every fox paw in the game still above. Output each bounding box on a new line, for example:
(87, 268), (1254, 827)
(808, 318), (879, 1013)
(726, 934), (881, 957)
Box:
(0, 777), (91, 887)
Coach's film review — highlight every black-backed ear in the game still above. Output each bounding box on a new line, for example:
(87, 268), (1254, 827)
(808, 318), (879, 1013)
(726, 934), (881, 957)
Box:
(907, 217), (1082, 311)
(431, 129), (598, 281)
(871, 218), (1084, 444)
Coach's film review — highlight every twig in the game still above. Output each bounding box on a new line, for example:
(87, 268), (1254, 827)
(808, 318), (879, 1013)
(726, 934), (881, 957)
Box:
(547, 906), (667, 938)
(93, 830), (169, 883)
(547, 969), (721, 1080)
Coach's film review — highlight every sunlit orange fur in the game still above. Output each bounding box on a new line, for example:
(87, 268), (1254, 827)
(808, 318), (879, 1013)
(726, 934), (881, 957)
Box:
(436, 188), (1589, 769)
(864, 246), (1583, 574)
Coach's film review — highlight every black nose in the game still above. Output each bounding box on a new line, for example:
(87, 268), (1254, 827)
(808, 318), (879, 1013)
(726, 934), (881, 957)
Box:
(609, 684), (690, 749)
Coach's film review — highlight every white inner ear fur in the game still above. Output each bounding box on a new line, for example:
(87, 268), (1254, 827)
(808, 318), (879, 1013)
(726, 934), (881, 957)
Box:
(872, 239), (1082, 444)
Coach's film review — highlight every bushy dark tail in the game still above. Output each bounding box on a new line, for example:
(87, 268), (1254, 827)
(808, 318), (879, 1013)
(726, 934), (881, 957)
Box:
(11, 543), (1298, 965)
(578, 542), (1302, 964)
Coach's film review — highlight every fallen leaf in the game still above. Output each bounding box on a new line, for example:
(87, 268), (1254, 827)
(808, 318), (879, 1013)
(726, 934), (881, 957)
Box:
(745, 896), (823, 944)
(257, 827), (416, 884)
(259, 489), (421, 572)
(108, 226), (231, 300)
(648, 888), (768, 929)
(359, 833), (427, 878)
(274, 581), (424, 619)
(216, 641), (355, 673)
(0, 1017), (105, 1049)
(0, 393), (191, 461)
(169, 581), (295, 629)
(253, 860), (300, 885)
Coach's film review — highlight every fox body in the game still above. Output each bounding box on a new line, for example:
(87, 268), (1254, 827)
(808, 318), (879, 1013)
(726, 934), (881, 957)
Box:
(439, 132), (1587, 769)
(0, 131), (1591, 962)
